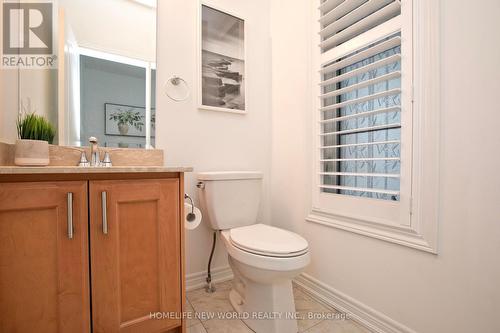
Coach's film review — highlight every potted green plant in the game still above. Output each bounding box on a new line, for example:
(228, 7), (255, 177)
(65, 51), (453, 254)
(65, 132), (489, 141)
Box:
(109, 109), (144, 136)
(15, 111), (55, 166)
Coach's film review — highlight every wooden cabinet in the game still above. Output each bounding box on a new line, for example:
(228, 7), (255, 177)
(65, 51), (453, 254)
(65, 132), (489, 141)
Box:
(0, 182), (90, 333)
(89, 179), (181, 333)
(0, 174), (185, 333)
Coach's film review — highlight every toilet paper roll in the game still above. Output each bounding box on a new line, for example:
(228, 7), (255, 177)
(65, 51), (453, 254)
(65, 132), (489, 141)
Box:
(184, 203), (202, 230)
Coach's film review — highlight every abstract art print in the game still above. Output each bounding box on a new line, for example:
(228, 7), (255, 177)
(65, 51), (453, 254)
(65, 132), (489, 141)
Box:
(200, 5), (245, 113)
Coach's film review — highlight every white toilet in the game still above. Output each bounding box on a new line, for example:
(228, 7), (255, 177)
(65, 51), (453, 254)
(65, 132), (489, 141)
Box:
(197, 171), (310, 333)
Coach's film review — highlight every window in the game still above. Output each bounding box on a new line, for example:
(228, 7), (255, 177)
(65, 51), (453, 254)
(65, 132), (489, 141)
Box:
(321, 34), (403, 202)
(308, 0), (440, 253)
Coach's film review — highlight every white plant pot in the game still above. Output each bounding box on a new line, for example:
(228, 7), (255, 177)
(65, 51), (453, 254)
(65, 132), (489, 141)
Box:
(118, 123), (129, 135)
(14, 139), (50, 166)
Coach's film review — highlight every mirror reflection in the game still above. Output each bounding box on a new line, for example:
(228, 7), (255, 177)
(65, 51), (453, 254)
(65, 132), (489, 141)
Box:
(62, 0), (157, 148)
(2, 0), (157, 148)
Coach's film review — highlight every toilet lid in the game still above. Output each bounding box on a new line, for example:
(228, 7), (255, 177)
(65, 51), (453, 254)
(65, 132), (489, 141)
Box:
(229, 224), (309, 257)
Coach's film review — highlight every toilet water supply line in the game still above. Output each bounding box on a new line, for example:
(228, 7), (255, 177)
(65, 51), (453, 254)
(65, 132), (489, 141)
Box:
(206, 231), (217, 293)
(184, 192), (217, 293)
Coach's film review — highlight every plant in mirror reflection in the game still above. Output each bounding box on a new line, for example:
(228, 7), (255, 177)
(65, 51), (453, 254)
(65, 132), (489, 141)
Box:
(108, 108), (144, 135)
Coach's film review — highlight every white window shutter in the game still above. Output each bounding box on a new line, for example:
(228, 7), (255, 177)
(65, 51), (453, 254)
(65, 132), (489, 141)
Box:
(318, 0), (405, 202)
(310, 0), (441, 254)
(313, 0), (412, 226)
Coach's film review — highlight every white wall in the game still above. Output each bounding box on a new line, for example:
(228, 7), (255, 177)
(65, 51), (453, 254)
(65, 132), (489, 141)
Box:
(0, 3), (19, 143)
(156, 0), (271, 276)
(269, 0), (311, 238)
(0, 69), (19, 143)
(270, 0), (500, 332)
(59, 0), (156, 62)
(19, 69), (58, 136)
(0, 74), (56, 145)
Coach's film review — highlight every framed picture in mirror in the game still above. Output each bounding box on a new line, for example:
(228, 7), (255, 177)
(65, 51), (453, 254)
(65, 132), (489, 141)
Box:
(105, 103), (155, 138)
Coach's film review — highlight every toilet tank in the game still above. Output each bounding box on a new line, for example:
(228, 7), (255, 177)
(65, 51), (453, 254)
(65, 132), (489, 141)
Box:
(197, 171), (262, 230)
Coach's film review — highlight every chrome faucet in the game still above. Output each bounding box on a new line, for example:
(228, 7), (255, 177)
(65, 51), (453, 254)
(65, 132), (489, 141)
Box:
(89, 137), (101, 167)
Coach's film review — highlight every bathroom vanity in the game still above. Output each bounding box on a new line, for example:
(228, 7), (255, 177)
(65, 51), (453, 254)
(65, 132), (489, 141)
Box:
(0, 166), (191, 333)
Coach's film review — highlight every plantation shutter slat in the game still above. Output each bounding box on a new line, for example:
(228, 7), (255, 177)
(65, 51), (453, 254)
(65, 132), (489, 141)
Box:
(319, 0), (367, 27)
(320, 1), (401, 52)
(320, 54), (401, 86)
(319, 172), (400, 178)
(319, 0), (394, 39)
(320, 88), (401, 112)
(319, 185), (400, 196)
(320, 106), (400, 124)
(321, 157), (400, 162)
(320, 139), (401, 149)
(320, 123), (401, 136)
(320, 36), (401, 74)
(320, 72), (401, 99)
(318, 0), (345, 14)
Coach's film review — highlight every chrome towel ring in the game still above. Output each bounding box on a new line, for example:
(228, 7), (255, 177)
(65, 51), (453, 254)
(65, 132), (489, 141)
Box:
(164, 75), (190, 102)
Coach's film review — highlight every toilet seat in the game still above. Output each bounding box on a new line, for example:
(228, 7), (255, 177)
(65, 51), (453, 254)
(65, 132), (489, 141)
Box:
(229, 224), (309, 258)
(221, 230), (310, 272)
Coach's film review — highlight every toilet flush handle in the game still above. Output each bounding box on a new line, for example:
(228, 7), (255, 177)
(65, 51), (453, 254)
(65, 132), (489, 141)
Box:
(196, 182), (205, 189)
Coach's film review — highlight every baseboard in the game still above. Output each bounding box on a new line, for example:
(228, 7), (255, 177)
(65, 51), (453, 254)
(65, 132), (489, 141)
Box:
(294, 273), (416, 333)
(185, 266), (233, 291)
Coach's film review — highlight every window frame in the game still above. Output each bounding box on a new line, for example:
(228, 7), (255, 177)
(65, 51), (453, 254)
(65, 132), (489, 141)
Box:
(307, 0), (440, 254)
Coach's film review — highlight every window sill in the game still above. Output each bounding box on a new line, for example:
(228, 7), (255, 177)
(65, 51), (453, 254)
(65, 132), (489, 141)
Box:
(306, 210), (437, 254)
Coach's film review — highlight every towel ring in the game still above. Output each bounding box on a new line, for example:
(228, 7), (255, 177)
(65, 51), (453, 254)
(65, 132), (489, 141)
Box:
(164, 75), (190, 102)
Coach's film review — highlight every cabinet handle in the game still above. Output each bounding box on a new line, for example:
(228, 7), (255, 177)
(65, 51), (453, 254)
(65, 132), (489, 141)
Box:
(67, 192), (74, 239)
(101, 191), (108, 235)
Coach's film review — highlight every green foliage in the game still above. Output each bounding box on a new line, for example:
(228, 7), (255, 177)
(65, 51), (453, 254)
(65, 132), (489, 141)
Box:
(16, 113), (56, 144)
(109, 108), (144, 131)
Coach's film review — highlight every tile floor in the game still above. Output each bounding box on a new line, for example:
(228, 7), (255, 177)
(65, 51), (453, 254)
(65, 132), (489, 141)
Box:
(186, 280), (369, 333)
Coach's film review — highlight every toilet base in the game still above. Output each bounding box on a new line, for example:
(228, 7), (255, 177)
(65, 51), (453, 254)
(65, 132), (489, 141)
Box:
(228, 256), (299, 333)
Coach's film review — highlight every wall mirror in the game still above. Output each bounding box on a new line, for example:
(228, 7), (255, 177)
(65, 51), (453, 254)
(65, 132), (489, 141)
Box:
(1, 0), (157, 148)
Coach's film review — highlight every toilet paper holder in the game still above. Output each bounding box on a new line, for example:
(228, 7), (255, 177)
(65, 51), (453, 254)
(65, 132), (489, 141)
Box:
(184, 194), (197, 222)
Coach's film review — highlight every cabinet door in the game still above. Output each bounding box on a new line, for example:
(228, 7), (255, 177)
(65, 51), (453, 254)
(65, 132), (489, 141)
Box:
(89, 179), (181, 333)
(0, 181), (90, 333)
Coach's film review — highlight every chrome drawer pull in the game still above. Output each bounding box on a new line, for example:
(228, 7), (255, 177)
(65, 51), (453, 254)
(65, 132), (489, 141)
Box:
(102, 191), (108, 235)
(67, 192), (74, 239)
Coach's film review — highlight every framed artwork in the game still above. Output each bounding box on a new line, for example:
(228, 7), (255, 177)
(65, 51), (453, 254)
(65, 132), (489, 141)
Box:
(104, 103), (155, 137)
(199, 4), (246, 114)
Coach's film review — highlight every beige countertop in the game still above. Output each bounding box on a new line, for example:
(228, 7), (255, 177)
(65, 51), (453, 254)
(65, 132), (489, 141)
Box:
(0, 166), (193, 174)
